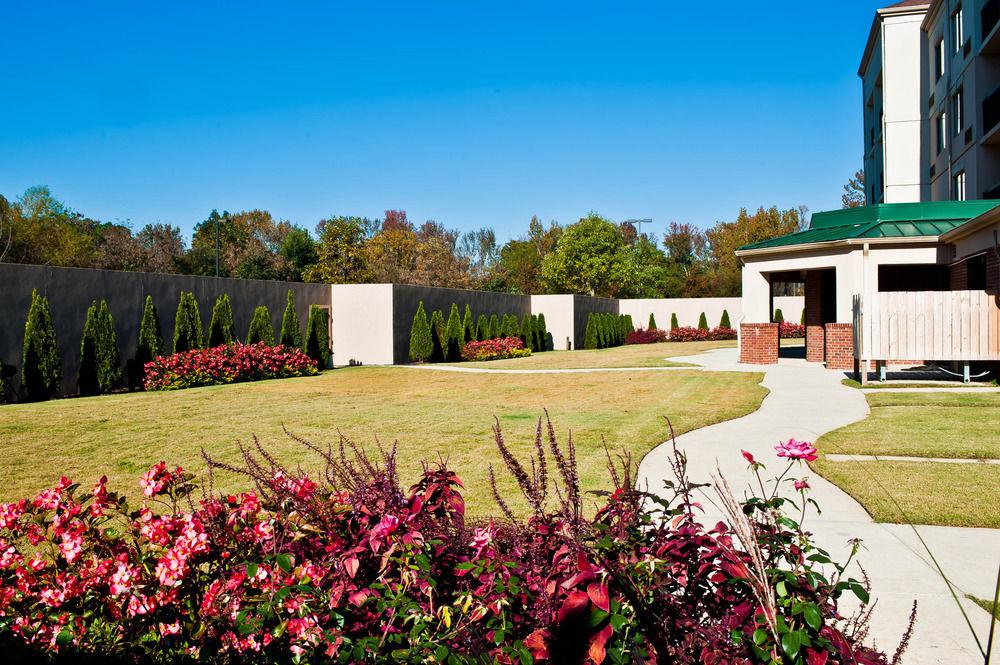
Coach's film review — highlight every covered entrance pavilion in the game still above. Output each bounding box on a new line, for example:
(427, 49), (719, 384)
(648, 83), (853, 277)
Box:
(734, 201), (997, 367)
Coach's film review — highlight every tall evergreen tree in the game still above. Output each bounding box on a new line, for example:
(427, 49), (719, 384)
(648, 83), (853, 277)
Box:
(462, 304), (475, 344)
(305, 305), (332, 368)
(430, 310), (446, 362)
(246, 306), (275, 345)
(648, 312), (657, 330)
(208, 294), (235, 347)
(773, 308), (785, 324)
(520, 313), (534, 351)
(97, 300), (122, 392)
(185, 292), (203, 349)
(584, 313), (598, 350)
(444, 303), (464, 361)
(537, 313), (549, 351)
(697, 312), (709, 331)
(78, 301), (100, 396)
(408, 302), (433, 363)
(719, 309), (732, 329)
(135, 295), (163, 387)
(173, 291), (203, 353)
(280, 291), (303, 349)
(670, 313), (679, 330)
(488, 314), (501, 339)
(21, 289), (62, 401)
(476, 314), (490, 341)
(502, 314), (520, 339)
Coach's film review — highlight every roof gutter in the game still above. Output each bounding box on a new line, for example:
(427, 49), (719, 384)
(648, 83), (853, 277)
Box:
(735, 235), (944, 259)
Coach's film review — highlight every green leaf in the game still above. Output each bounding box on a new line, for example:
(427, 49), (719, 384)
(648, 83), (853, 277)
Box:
(850, 582), (870, 604)
(276, 553), (293, 573)
(781, 630), (803, 660)
(803, 604), (823, 631)
(246, 562), (258, 579)
(753, 628), (767, 645)
(56, 629), (73, 646)
(434, 645), (449, 661)
(776, 580), (788, 597)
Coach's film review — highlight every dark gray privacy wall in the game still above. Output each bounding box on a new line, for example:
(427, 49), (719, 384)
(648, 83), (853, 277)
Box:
(572, 295), (619, 348)
(391, 284), (530, 363)
(0, 263), (331, 396)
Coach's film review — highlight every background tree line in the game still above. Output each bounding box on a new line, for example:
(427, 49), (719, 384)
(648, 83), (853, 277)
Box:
(0, 185), (810, 298)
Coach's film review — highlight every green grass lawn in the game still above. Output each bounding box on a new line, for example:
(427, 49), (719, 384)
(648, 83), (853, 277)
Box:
(813, 392), (1000, 528)
(0, 357), (766, 516)
(449, 340), (735, 370)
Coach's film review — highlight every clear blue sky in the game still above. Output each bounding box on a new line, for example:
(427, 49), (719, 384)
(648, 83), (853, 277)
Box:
(0, 1), (886, 242)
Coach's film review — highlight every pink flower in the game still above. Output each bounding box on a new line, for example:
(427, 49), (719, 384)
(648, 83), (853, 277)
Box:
(159, 621), (181, 637)
(774, 439), (818, 462)
(471, 523), (497, 558)
(794, 478), (811, 492)
(741, 450), (756, 465)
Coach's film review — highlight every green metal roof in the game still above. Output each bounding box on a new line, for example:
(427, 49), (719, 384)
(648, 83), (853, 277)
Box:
(738, 201), (1000, 252)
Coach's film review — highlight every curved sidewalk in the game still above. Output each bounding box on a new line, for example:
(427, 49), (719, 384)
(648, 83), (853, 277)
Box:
(637, 347), (1000, 665)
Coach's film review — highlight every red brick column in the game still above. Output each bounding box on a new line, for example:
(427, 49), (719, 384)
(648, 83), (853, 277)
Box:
(740, 323), (779, 364)
(804, 271), (825, 363)
(824, 323), (855, 370)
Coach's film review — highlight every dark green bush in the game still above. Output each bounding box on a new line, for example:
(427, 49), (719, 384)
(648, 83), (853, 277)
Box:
(280, 291), (303, 349)
(697, 312), (709, 331)
(774, 308), (785, 323)
(208, 294), (235, 347)
(584, 313), (598, 349)
(408, 302), (433, 363)
(462, 305), (475, 344)
(305, 305), (331, 368)
(445, 304), (464, 361)
(135, 296), (163, 387)
(476, 314), (489, 342)
(720, 309), (732, 329)
(21, 289), (62, 401)
(537, 313), (549, 351)
(488, 314), (501, 340)
(97, 300), (122, 393)
(78, 301), (99, 397)
(648, 312), (657, 330)
(670, 312), (679, 330)
(501, 314), (519, 339)
(246, 306), (275, 345)
(173, 292), (203, 353)
(430, 310), (445, 362)
(519, 313), (534, 351)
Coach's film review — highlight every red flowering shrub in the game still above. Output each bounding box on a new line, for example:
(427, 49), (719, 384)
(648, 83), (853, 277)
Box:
(669, 326), (738, 342)
(0, 420), (907, 664)
(780, 322), (806, 338)
(462, 337), (531, 361)
(143, 343), (318, 391)
(625, 327), (669, 345)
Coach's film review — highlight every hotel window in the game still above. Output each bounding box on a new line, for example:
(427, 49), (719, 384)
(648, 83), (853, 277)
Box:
(953, 88), (963, 134)
(935, 38), (945, 80)
(937, 112), (948, 153)
(954, 171), (966, 201)
(952, 5), (964, 53)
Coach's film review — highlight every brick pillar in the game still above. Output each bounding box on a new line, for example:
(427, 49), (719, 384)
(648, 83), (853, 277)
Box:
(824, 323), (855, 370)
(740, 323), (779, 364)
(804, 271), (825, 363)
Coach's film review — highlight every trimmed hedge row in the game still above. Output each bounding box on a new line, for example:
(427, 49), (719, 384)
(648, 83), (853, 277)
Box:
(583, 312), (634, 350)
(408, 301), (551, 363)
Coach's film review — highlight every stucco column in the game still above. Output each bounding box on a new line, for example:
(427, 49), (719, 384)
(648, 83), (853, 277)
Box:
(740, 264), (771, 324)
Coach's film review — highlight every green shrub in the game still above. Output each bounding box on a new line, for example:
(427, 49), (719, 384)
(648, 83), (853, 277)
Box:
(502, 314), (520, 339)
(625, 314), (634, 336)
(488, 314), (501, 340)
(462, 305), (475, 344)
(96, 300), (122, 393)
(774, 308), (785, 323)
(445, 303), (464, 361)
(719, 309), (732, 329)
(537, 313), (549, 351)
(597, 314), (608, 349)
(78, 301), (99, 397)
(408, 302), (433, 363)
(670, 312), (679, 330)
(801, 308), (806, 325)
(648, 312), (657, 330)
(530, 314), (542, 352)
(430, 310), (445, 362)
(21, 289), (62, 401)
(476, 314), (489, 342)
(208, 294), (235, 347)
(697, 312), (709, 331)
(519, 313), (534, 351)
(172, 292), (203, 353)
(584, 313), (598, 350)
(280, 291), (303, 349)
(246, 306), (275, 345)
(135, 296), (163, 387)
(305, 305), (331, 369)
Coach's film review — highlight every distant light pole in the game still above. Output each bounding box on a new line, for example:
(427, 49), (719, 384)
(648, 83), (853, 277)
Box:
(623, 218), (652, 240)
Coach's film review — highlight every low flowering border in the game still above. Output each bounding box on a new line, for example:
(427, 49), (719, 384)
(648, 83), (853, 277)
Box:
(461, 337), (531, 362)
(143, 343), (318, 391)
(780, 322), (806, 339)
(625, 327), (669, 345)
(668, 326), (737, 342)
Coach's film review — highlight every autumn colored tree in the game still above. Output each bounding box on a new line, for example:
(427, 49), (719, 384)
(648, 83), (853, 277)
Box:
(303, 216), (375, 284)
(706, 206), (806, 297)
(842, 170), (866, 209)
(491, 216), (562, 294)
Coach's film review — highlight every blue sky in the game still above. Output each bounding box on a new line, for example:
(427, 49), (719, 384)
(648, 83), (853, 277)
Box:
(0, 1), (886, 241)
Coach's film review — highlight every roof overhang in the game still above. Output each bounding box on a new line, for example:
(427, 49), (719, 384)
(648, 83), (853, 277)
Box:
(736, 235), (943, 260)
(859, 2), (931, 77)
(940, 205), (1000, 242)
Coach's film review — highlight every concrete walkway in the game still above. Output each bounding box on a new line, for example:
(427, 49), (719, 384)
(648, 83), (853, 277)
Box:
(637, 347), (1000, 665)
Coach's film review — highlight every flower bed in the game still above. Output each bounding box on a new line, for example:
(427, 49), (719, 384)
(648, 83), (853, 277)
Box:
(461, 337), (531, 362)
(668, 326), (738, 342)
(143, 342), (318, 390)
(625, 327), (669, 345)
(0, 421), (904, 664)
(780, 322), (806, 338)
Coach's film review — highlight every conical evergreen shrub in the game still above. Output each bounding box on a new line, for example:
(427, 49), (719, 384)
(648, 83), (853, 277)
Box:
(21, 289), (62, 401)
(462, 305), (475, 344)
(625, 315), (634, 336)
(537, 313), (549, 351)
(445, 303), (464, 361)
(530, 314), (542, 352)
(430, 310), (445, 362)
(208, 294), (235, 347)
(502, 314), (520, 339)
(280, 291), (303, 349)
(720, 309), (732, 329)
(520, 313), (534, 351)
(670, 313), (679, 330)
(476, 314), (489, 341)
(408, 302), (433, 363)
(488, 314), (501, 340)
(246, 306), (275, 345)
(97, 300), (122, 392)
(801, 308), (806, 325)
(135, 296), (163, 387)
(584, 313), (598, 350)
(78, 301), (100, 396)
(173, 292), (203, 353)
(648, 313), (657, 330)
(774, 308), (785, 324)
(305, 305), (331, 368)
(697, 312), (709, 331)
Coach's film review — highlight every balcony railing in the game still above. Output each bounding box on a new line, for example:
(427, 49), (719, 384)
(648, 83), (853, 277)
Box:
(982, 86), (1000, 137)
(983, 0), (1000, 41)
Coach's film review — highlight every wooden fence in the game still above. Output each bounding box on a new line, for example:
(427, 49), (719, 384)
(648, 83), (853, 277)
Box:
(853, 290), (1000, 362)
